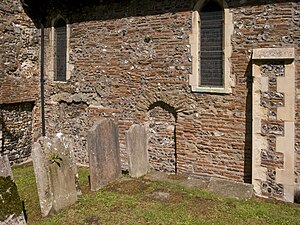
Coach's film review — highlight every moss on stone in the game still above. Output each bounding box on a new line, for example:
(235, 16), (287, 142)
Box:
(0, 176), (23, 222)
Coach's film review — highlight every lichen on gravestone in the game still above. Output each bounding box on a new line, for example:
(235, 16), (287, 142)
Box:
(32, 134), (78, 217)
(0, 155), (13, 179)
(87, 119), (121, 191)
(0, 177), (23, 222)
(126, 124), (149, 178)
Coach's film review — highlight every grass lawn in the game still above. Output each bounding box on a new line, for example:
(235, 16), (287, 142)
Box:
(13, 163), (300, 225)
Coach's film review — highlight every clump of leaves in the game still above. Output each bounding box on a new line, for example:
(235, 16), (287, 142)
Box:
(48, 151), (63, 167)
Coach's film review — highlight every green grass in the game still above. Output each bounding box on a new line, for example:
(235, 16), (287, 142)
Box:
(13, 163), (300, 225)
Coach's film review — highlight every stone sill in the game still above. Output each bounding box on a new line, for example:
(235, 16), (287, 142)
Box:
(53, 80), (68, 83)
(191, 86), (231, 94)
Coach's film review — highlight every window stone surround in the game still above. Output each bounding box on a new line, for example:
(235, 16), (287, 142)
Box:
(49, 16), (73, 82)
(189, 0), (234, 93)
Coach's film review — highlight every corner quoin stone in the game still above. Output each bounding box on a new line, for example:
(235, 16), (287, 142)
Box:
(126, 124), (149, 178)
(87, 119), (121, 191)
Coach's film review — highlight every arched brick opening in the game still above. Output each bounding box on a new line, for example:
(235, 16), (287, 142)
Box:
(147, 101), (178, 173)
(137, 90), (194, 174)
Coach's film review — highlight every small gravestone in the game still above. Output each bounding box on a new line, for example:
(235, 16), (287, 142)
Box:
(0, 155), (26, 225)
(32, 134), (78, 217)
(126, 124), (149, 178)
(87, 119), (121, 191)
(0, 155), (13, 179)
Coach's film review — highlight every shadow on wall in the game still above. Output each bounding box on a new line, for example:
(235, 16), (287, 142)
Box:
(244, 61), (253, 184)
(0, 122), (18, 165)
(0, 115), (3, 153)
(295, 190), (300, 204)
(149, 101), (177, 119)
(0, 102), (35, 164)
(21, 0), (289, 28)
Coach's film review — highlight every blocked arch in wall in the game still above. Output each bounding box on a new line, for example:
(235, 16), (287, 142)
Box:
(147, 101), (178, 173)
(137, 90), (194, 174)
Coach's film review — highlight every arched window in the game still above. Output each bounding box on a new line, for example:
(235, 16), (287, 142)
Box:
(189, 0), (233, 93)
(200, 0), (223, 87)
(54, 18), (67, 81)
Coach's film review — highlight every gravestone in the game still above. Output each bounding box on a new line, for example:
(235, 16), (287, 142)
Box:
(0, 155), (26, 225)
(87, 119), (121, 191)
(32, 134), (78, 217)
(126, 124), (149, 178)
(0, 155), (13, 179)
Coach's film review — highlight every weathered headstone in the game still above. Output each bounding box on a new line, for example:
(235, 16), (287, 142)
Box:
(0, 155), (26, 225)
(32, 134), (78, 217)
(0, 155), (13, 179)
(126, 124), (149, 178)
(87, 119), (121, 191)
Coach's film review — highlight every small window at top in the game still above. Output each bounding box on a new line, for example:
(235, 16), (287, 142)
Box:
(200, 0), (224, 87)
(54, 18), (67, 81)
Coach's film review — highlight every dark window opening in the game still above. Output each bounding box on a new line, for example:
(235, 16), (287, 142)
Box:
(200, 0), (224, 87)
(55, 18), (67, 81)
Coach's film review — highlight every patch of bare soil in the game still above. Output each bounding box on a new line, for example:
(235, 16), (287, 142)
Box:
(167, 173), (188, 181)
(105, 179), (151, 195)
(84, 215), (101, 225)
(188, 197), (219, 218)
(144, 187), (187, 203)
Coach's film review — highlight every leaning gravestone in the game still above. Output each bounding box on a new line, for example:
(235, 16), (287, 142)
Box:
(87, 119), (121, 191)
(0, 155), (26, 225)
(126, 124), (149, 178)
(0, 155), (13, 179)
(32, 134), (78, 217)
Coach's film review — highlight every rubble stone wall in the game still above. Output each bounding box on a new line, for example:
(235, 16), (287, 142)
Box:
(1, 102), (34, 164)
(32, 0), (300, 183)
(147, 104), (176, 173)
(0, 0), (39, 164)
(0, 0), (39, 104)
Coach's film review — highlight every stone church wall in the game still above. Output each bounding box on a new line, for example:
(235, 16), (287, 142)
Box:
(37, 0), (300, 186)
(0, 0), (293, 195)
